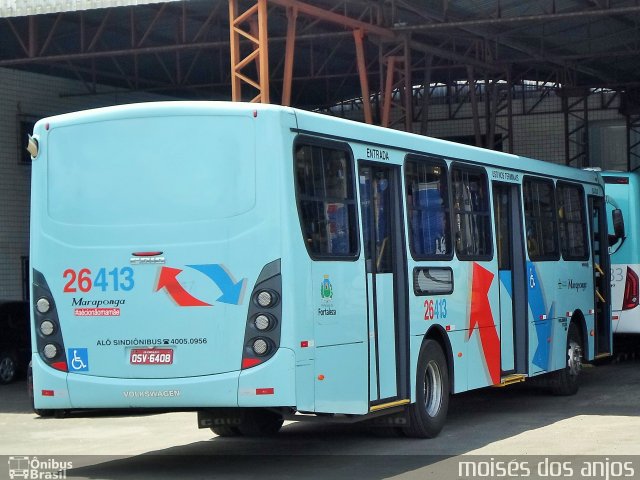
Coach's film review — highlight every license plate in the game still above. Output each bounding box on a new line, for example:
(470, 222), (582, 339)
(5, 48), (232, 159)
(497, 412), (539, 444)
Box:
(130, 348), (174, 365)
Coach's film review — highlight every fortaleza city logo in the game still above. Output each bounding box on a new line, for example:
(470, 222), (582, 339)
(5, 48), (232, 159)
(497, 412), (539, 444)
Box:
(320, 275), (333, 301)
(318, 275), (336, 316)
(7, 456), (72, 479)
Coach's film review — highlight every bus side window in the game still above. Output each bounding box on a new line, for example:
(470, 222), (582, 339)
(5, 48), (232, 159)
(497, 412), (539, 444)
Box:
(451, 165), (492, 259)
(294, 141), (358, 259)
(404, 156), (451, 259)
(523, 177), (559, 261)
(556, 182), (589, 260)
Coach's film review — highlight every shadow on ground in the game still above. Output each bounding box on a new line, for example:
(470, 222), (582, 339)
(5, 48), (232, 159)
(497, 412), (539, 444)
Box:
(61, 358), (640, 479)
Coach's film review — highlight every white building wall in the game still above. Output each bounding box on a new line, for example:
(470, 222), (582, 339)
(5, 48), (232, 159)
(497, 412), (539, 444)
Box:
(0, 67), (167, 300)
(419, 95), (625, 165)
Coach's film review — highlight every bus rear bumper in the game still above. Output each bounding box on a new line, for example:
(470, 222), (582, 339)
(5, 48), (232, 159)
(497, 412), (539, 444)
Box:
(32, 348), (296, 410)
(613, 309), (640, 334)
(238, 348), (295, 407)
(32, 355), (72, 410)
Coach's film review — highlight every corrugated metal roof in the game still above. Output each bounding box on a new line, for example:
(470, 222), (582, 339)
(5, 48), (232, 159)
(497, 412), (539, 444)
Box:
(0, 0), (181, 18)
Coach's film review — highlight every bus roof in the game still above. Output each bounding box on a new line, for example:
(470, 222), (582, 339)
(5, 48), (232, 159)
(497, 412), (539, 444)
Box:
(293, 106), (603, 186)
(37, 100), (603, 187)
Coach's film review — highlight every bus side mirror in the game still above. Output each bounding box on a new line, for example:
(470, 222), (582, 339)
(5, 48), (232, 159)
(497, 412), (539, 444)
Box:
(610, 209), (625, 245)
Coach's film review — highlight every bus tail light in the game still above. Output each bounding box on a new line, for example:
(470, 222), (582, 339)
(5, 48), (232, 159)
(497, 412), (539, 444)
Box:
(622, 267), (639, 310)
(33, 270), (68, 370)
(39, 320), (55, 336)
(241, 260), (282, 370)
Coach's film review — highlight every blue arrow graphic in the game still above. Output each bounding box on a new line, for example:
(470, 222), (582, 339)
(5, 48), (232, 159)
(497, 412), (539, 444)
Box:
(527, 262), (554, 370)
(188, 264), (247, 305)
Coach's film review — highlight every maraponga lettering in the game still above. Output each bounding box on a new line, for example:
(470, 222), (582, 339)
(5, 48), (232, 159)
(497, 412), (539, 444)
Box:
(72, 297), (125, 308)
(568, 280), (587, 291)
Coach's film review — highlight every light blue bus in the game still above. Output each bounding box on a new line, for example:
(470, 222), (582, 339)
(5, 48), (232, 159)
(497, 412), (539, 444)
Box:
(602, 172), (639, 335)
(28, 102), (621, 437)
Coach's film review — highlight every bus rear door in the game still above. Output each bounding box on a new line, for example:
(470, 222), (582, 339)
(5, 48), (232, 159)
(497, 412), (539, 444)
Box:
(492, 182), (528, 376)
(589, 195), (612, 357)
(358, 162), (409, 408)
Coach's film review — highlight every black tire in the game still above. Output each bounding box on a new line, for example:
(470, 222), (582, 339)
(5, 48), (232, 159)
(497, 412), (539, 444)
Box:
(210, 425), (242, 437)
(549, 322), (583, 396)
(237, 409), (284, 437)
(402, 340), (450, 438)
(27, 361), (54, 417)
(0, 352), (17, 384)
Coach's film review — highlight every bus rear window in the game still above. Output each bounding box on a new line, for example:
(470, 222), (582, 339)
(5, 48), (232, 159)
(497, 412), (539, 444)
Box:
(47, 115), (255, 225)
(294, 141), (358, 259)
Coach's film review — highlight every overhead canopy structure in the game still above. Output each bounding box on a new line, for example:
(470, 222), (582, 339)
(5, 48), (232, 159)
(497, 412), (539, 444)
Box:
(1, 0), (639, 109)
(0, 0), (180, 17)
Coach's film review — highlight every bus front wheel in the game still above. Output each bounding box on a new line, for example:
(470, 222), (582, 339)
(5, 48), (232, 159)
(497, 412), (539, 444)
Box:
(549, 322), (583, 396)
(403, 340), (450, 438)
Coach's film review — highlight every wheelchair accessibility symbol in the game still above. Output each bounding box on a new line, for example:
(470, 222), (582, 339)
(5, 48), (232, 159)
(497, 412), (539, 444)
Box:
(68, 348), (89, 372)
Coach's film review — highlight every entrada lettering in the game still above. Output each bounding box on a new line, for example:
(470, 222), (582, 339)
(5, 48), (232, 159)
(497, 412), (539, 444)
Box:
(366, 147), (389, 160)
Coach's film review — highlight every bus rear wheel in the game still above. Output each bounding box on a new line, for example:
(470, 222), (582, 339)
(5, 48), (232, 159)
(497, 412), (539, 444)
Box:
(237, 409), (284, 437)
(549, 322), (583, 396)
(210, 425), (242, 437)
(403, 340), (449, 438)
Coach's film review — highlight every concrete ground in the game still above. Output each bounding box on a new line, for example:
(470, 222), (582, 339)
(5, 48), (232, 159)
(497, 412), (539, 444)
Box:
(1, 356), (639, 479)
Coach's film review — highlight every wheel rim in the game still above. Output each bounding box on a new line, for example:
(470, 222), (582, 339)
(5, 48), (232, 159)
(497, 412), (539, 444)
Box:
(567, 340), (582, 377)
(424, 359), (443, 417)
(0, 357), (16, 382)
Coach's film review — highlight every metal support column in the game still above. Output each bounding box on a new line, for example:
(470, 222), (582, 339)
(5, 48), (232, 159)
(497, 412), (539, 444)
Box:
(418, 54), (433, 135)
(485, 68), (514, 152)
(621, 89), (640, 171)
(353, 29), (373, 124)
(627, 114), (640, 171)
(562, 87), (590, 168)
(281, 6), (297, 106)
(229, 0), (270, 103)
(380, 38), (413, 131)
(467, 66), (483, 147)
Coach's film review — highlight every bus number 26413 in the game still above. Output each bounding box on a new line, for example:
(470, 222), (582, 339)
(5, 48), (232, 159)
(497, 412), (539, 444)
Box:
(63, 267), (135, 293)
(424, 299), (447, 321)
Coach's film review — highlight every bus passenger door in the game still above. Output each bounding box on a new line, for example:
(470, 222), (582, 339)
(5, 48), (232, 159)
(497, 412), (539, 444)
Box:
(589, 196), (612, 357)
(359, 163), (409, 407)
(492, 182), (528, 375)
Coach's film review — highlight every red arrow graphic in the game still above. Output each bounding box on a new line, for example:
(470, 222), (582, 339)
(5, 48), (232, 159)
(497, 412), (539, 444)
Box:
(468, 262), (500, 385)
(155, 267), (212, 307)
